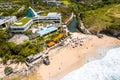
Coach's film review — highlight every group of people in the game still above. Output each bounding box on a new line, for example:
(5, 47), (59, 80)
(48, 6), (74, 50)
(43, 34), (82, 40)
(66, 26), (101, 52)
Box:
(63, 35), (86, 48)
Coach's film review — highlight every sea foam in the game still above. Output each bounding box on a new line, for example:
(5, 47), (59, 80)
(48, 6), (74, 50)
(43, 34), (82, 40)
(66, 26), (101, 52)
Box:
(61, 47), (120, 80)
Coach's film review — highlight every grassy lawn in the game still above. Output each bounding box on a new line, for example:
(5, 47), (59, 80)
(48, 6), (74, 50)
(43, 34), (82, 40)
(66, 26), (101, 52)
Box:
(83, 4), (120, 32)
(62, 0), (71, 5)
(107, 4), (120, 18)
(40, 12), (48, 16)
(0, 25), (3, 28)
(12, 17), (31, 26)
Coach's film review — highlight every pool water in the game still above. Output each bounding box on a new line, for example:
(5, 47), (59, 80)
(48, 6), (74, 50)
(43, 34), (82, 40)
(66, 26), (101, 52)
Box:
(37, 27), (58, 36)
(68, 17), (79, 32)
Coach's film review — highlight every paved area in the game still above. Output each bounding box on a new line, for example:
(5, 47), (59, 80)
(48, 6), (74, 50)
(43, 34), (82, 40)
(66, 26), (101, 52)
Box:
(9, 34), (29, 44)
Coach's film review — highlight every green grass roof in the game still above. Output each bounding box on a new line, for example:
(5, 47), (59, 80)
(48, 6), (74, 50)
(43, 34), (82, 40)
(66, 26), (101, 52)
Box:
(40, 12), (48, 16)
(12, 17), (31, 26)
(62, 1), (70, 5)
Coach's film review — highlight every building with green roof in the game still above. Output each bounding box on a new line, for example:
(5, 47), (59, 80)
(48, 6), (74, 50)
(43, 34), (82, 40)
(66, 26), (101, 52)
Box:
(10, 7), (62, 33)
(10, 17), (33, 33)
(10, 7), (38, 33)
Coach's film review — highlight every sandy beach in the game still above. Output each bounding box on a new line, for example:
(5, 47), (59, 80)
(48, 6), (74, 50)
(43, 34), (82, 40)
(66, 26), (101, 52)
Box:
(31, 33), (120, 80)
(1, 33), (120, 80)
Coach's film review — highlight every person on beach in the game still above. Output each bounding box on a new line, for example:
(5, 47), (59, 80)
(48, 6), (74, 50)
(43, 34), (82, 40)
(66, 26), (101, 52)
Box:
(59, 67), (61, 70)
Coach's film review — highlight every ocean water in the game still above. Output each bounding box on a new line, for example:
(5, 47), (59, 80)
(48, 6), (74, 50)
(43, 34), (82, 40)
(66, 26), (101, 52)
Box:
(61, 47), (120, 80)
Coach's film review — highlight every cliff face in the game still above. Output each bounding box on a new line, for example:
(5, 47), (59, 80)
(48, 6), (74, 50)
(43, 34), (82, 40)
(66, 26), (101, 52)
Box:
(81, 3), (120, 36)
(100, 29), (120, 38)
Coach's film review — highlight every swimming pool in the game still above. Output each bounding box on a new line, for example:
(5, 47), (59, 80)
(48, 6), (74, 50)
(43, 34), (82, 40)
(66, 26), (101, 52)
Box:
(37, 27), (58, 36)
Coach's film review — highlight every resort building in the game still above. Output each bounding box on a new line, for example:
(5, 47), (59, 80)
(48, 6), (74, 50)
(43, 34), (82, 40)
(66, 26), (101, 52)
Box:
(10, 17), (33, 33)
(10, 7), (36, 33)
(0, 16), (16, 30)
(10, 7), (61, 33)
(34, 12), (61, 27)
(0, 2), (17, 10)
(43, 0), (62, 6)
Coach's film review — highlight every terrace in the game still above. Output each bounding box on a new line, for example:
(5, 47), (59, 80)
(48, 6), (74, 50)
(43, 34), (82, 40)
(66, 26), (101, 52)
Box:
(47, 33), (65, 47)
(47, 41), (55, 47)
(40, 12), (48, 16)
(53, 33), (64, 42)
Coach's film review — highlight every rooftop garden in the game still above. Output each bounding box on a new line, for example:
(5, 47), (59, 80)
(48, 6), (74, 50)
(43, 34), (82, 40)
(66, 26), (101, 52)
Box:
(40, 12), (48, 16)
(12, 17), (31, 26)
(0, 25), (3, 28)
(62, 0), (71, 5)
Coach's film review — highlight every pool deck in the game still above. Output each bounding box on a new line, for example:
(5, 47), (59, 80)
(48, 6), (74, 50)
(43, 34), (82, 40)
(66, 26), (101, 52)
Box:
(37, 27), (58, 36)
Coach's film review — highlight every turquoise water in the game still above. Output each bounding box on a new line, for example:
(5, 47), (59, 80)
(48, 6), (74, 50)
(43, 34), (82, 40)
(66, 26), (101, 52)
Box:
(37, 27), (58, 36)
(61, 47), (120, 80)
(67, 17), (79, 32)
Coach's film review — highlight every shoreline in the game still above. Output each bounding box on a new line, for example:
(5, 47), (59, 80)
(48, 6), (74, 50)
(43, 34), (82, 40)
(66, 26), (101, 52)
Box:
(86, 44), (120, 63)
(1, 33), (120, 80)
(35, 33), (120, 80)
(57, 44), (120, 80)
(61, 46), (120, 80)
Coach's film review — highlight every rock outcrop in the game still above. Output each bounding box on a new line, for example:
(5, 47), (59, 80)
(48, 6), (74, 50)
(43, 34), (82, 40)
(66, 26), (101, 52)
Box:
(100, 29), (120, 39)
(78, 20), (91, 34)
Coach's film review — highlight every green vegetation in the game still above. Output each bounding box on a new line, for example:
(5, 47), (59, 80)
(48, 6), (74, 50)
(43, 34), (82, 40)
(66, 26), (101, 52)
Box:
(67, 0), (120, 34)
(0, 25), (3, 28)
(62, 1), (71, 5)
(25, 30), (32, 35)
(36, 31), (60, 45)
(0, 30), (43, 63)
(83, 4), (120, 32)
(40, 12), (48, 16)
(0, 0), (72, 22)
(12, 17), (31, 26)
(0, 0), (120, 64)
(0, 29), (61, 63)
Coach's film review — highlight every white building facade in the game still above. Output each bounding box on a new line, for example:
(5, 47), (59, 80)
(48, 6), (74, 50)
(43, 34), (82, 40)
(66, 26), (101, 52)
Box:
(34, 12), (62, 27)
(10, 7), (62, 33)
(10, 19), (33, 33)
(0, 16), (17, 30)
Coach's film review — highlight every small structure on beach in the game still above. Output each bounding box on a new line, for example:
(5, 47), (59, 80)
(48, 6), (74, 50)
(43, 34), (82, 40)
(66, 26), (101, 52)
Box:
(4, 67), (13, 76)
(97, 33), (104, 38)
(47, 41), (55, 47)
(43, 56), (50, 65)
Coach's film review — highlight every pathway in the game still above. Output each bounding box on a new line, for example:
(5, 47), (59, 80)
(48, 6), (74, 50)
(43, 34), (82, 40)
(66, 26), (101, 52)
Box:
(64, 12), (74, 24)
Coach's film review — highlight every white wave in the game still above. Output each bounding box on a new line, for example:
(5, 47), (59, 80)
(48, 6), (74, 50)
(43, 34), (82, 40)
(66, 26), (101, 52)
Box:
(61, 47), (120, 80)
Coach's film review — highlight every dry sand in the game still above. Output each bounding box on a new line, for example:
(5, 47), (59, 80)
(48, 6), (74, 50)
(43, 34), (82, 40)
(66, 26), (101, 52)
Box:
(1, 33), (120, 80)
(33, 33), (120, 80)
